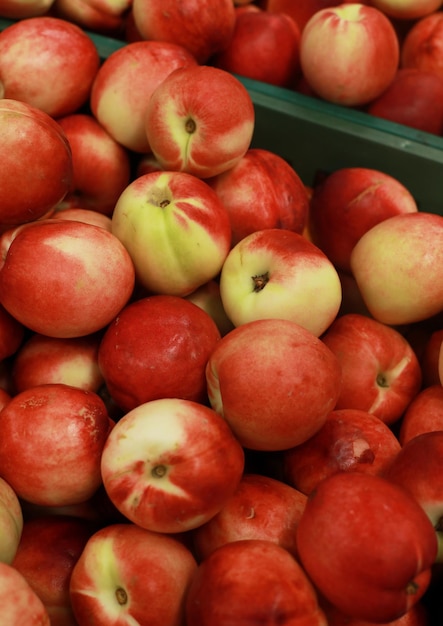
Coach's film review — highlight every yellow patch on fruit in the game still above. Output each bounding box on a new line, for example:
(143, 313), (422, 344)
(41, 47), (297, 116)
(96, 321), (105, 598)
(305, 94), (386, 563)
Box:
(74, 536), (131, 619)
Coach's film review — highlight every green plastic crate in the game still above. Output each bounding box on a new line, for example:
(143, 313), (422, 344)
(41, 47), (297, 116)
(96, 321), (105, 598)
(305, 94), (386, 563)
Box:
(1, 15), (442, 626)
(2, 17), (443, 214)
(87, 25), (443, 215)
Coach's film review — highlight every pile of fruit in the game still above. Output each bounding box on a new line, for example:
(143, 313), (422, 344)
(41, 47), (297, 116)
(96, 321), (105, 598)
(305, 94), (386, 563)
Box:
(0, 1), (443, 625)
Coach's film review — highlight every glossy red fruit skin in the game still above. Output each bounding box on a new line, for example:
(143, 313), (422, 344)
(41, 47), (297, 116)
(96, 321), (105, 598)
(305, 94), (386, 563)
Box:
(0, 99), (73, 226)
(185, 539), (327, 626)
(296, 472), (438, 623)
(98, 295), (221, 412)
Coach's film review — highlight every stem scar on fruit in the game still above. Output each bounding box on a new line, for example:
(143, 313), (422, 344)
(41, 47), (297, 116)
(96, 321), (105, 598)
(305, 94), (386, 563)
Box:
(252, 272), (269, 292)
(115, 587), (128, 605)
(376, 373), (389, 388)
(185, 117), (196, 134)
(151, 464), (168, 478)
(405, 581), (419, 595)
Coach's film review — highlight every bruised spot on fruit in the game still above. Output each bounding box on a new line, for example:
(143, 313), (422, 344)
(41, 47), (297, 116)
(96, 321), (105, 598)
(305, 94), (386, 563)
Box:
(185, 117), (196, 134)
(19, 395), (48, 410)
(252, 272), (269, 292)
(245, 507), (255, 520)
(151, 464), (168, 478)
(334, 437), (375, 470)
(115, 587), (128, 605)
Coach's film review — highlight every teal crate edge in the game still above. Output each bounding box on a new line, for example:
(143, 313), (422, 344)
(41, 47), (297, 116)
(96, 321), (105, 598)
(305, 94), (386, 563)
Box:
(1, 17), (442, 213)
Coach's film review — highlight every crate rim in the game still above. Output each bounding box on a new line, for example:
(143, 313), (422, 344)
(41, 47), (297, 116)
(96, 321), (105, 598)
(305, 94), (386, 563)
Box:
(1, 14), (443, 158)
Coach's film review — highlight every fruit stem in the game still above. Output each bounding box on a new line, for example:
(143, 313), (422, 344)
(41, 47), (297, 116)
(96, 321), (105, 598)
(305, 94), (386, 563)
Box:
(252, 272), (269, 292)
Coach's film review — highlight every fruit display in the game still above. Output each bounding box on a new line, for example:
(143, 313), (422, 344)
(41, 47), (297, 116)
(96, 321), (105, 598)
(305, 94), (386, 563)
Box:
(0, 2), (443, 625)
